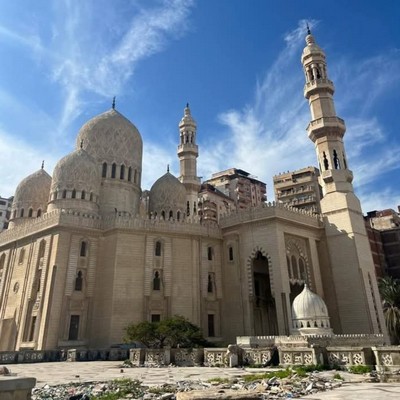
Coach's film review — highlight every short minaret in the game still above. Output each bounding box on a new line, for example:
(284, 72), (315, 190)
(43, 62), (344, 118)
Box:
(177, 104), (201, 217)
(302, 28), (387, 338)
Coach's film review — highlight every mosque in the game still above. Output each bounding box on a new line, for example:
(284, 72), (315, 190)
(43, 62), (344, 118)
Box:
(0, 30), (387, 351)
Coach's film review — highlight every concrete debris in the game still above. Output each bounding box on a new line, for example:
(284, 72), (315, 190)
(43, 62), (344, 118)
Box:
(31, 373), (343, 399)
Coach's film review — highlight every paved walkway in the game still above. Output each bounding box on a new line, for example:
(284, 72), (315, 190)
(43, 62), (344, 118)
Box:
(6, 361), (400, 399)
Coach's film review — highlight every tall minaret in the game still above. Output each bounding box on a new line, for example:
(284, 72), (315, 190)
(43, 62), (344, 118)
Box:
(302, 28), (387, 337)
(177, 104), (201, 217)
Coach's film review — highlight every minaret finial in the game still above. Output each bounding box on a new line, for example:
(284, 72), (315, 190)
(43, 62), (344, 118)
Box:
(112, 96), (116, 109)
(41, 160), (44, 169)
(306, 22), (311, 35)
(186, 102), (189, 108)
(80, 139), (84, 149)
(167, 164), (170, 173)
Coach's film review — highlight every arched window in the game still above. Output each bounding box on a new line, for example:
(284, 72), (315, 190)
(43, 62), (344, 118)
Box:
(177, 211), (181, 221)
(72, 189), (76, 199)
(207, 247), (213, 261)
(111, 163), (116, 178)
(102, 162), (107, 178)
(207, 274), (214, 293)
(81, 190), (85, 200)
(75, 271), (83, 291)
(299, 258), (306, 281)
(80, 241), (87, 257)
(291, 255), (298, 279)
(187, 201), (190, 216)
(161, 210), (165, 220)
(333, 150), (340, 169)
(134, 169), (137, 184)
(153, 271), (161, 290)
(62, 190), (67, 199)
(20, 208), (24, 217)
(37, 209), (42, 218)
(18, 248), (25, 264)
(155, 241), (162, 257)
(28, 208), (33, 217)
(120, 165), (125, 180)
(128, 167), (132, 182)
(169, 210), (173, 220)
(323, 152), (329, 170)
(228, 246), (234, 261)
(343, 153), (347, 169)
(89, 192), (93, 201)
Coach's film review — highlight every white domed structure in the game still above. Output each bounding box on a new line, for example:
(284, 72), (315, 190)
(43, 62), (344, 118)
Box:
(48, 148), (101, 213)
(291, 284), (332, 336)
(149, 170), (187, 220)
(9, 166), (51, 227)
(76, 107), (143, 216)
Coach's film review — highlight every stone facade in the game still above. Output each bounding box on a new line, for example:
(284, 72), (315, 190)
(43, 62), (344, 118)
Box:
(0, 30), (388, 351)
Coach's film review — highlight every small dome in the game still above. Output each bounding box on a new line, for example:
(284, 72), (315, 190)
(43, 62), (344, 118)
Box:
(10, 168), (51, 223)
(76, 108), (143, 168)
(301, 33), (325, 62)
(51, 148), (100, 194)
(149, 172), (187, 219)
(291, 284), (332, 335)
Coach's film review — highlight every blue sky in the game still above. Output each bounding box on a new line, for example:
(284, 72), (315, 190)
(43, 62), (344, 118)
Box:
(0, 0), (399, 213)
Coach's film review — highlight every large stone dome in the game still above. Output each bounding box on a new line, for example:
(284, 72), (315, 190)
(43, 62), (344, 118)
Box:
(51, 148), (100, 194)
(149, 171), (187, 220)
(291, 284), (332, 335)
(10, 168), (51, 223)
(76, 108), (143, 168)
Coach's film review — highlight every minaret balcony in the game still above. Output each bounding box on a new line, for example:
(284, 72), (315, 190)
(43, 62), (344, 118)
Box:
(307, 116), (346, 141)
(304, 78), (334, 97)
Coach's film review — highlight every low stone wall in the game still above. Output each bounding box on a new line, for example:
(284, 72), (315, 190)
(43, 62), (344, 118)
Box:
(372, 346), (400, 373)
(326, 347), (374, 368)
(0, 376), (36, 400)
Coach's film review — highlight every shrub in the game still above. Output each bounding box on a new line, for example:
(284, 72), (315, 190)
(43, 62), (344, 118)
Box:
(348, 365), (372, 374)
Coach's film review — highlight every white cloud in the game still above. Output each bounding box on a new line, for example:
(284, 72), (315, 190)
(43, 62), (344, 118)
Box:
(201, 20), (400, 210)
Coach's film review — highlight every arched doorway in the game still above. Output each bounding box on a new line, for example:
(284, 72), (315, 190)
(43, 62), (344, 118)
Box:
(252, 251), (278, 335)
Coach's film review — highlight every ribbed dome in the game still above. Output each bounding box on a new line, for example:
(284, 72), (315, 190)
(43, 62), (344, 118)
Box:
(51, 148), (100, 194)
(291, 284), (332, 335)
(301, 33), (324, 61)
(11, 168), (51, 222)
(149, 172), (187, 219)
(76, 108), (143, 167)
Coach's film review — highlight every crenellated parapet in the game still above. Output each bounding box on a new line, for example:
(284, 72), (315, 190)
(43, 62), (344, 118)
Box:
(220, 201), (323, 229)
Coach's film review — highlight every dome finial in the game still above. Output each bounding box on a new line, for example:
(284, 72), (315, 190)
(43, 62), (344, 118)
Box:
(112, 96), (116, 110)
(41, 160), (44, 169)
(306, 22), (311, 35)
(167, 164), (170, 173)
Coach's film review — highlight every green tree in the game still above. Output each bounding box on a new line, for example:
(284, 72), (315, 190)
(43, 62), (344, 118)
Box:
(378, 276), (400, 344)
(124, 315), (208, 348)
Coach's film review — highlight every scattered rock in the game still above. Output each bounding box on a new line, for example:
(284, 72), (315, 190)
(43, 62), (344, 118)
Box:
(0, 366), (10, 375)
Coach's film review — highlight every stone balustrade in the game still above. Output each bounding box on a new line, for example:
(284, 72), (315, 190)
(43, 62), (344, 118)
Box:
(326, 347), (374, 368)
(372, 346), (400, 373)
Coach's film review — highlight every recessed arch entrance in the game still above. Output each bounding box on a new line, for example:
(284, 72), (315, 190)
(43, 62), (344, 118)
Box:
(247, 248), (278, 335)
